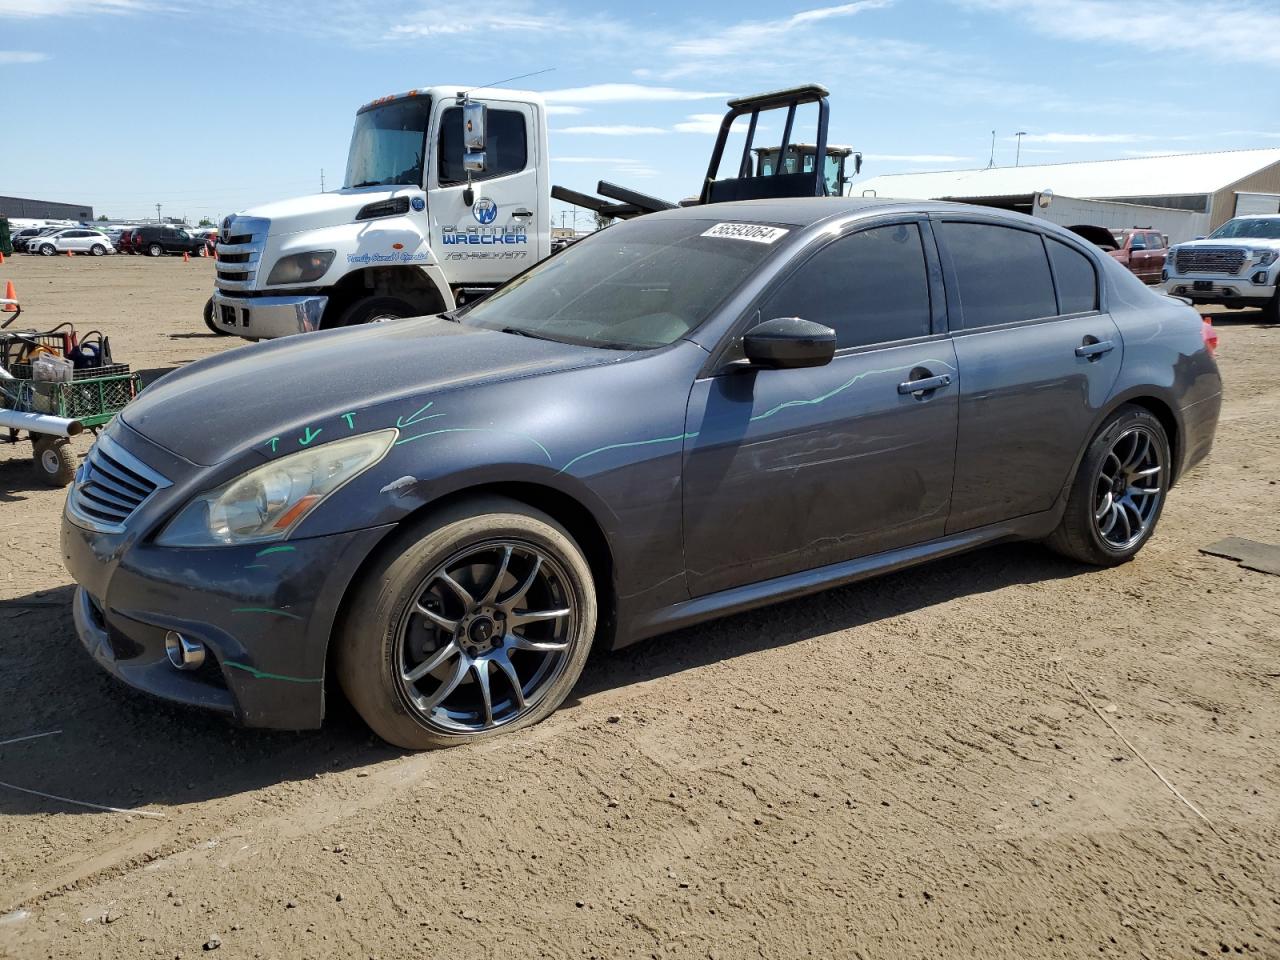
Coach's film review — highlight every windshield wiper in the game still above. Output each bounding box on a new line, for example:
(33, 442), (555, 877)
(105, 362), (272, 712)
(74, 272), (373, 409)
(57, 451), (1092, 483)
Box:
(351, 180), (385, 188)
(500, 327), (559, 343)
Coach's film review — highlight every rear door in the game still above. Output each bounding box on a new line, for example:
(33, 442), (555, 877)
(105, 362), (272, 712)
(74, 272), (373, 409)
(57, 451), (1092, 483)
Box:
(427, 98), (543, 288)
(682, 218), (959, 596)
(935, 218), (1122, 533)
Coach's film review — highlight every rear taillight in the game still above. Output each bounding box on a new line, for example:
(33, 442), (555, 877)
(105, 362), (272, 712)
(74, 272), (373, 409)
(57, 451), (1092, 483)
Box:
(1201, 316), (1218, 356)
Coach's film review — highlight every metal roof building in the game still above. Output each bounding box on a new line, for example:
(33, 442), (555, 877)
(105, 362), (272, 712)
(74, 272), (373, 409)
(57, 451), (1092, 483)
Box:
(854, 148), (1280, 232)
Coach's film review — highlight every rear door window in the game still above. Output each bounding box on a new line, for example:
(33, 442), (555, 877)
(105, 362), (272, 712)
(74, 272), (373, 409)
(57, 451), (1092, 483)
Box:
(757, 222), (932, 349)
(1046, 239), (1099, 315)
(938, 222), (1057, 328)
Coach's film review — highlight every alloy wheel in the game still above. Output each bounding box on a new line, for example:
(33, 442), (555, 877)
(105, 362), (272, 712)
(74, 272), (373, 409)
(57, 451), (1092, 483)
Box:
(1093, 425), (1163, 550)
(396, 540), (577, 733)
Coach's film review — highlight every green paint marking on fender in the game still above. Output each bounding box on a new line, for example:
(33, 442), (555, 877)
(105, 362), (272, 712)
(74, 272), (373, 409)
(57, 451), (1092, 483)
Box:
(267, 437), (280, 453)
(396, 401), (438, 428)
(244, 563), (268, 570)
(232, 607), (303, 620)
(395, 427), (552, 463)
(342, 411), (356, 429)
(298, 426), (322, 446)
(255, 545), (296, 557)
(558, 432), (699, 475)
(224, 661), (322, 684)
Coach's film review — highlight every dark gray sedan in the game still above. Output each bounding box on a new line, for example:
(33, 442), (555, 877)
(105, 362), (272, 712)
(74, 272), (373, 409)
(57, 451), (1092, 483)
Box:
(61, 199), (1222, 749)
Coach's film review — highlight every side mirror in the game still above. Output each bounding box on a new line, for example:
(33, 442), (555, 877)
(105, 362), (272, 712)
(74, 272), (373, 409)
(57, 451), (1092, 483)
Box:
(463, 101), (487, 150)
(463, 150), (487, 173)
(742, 317), (836, 369)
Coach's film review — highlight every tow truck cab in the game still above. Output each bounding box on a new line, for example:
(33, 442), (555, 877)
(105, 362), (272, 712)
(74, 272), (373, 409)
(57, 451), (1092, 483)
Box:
(752, 143), (860, 198)
(210, 86), (551, 340)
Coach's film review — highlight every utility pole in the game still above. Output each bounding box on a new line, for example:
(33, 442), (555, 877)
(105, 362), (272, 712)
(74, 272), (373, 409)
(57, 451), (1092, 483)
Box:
(155, 203), (162, 223)
(986, 131), (996, 169)
(1015, 131), (1027, 167)
(320, 168), (326, 193)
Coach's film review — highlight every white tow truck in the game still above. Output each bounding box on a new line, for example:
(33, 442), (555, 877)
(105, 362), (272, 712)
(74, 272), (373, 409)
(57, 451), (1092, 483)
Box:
(206, 83), (851, 339)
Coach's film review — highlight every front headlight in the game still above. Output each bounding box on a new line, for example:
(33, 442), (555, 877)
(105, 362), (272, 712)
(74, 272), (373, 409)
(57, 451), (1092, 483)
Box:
(266, 250), (336, 285)
(157, 429), (396, 546)
(1250, 249), (1278, 267)
(1165, 247), (1178, 272)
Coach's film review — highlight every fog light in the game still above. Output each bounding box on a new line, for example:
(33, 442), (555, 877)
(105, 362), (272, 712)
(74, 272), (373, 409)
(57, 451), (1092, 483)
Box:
(1254, 272), (1269, 285)
(164, 631), (205, 671)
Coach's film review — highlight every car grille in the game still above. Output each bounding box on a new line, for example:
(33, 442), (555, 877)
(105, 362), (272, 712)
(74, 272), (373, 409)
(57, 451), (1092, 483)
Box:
(214, 216), (269, 292)
(1175, 248), (1246, 275)
(68, 433), (170, 531)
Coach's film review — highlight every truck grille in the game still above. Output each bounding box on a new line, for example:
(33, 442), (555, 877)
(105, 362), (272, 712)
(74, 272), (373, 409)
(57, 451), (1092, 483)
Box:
(214, 215), (269, 292)
(68, 433), (170, 531)
(1175, 248), (1246, 275)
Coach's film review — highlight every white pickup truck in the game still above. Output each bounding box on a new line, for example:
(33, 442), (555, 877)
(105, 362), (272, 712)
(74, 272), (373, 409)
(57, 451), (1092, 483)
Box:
(206, 82), (846, 339)
(1163, 214), (1280, 324)
(207, 86), (551, 339)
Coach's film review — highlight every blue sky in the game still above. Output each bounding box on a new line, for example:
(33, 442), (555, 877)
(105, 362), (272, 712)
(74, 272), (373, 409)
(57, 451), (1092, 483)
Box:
(3, 0), (1278, 228)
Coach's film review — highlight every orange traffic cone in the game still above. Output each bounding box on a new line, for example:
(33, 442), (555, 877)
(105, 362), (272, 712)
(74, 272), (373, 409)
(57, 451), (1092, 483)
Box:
(0, 251), (5, 264)
(67, 249), (74, 257)
(1, 280), (16, 312)
(183, 251), (190, 262)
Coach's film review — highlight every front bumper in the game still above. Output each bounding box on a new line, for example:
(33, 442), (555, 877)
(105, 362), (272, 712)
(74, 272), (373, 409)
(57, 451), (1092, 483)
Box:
(211, 289), (328, 340)
(1164, 273), (1276, 307)
(62, 508), (392, 730)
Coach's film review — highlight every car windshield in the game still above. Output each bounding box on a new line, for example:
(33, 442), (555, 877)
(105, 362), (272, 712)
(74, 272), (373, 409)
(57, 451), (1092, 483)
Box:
(344, 96), (432, 189)
(458, 217), (790, 350)
(1209, 218), (1280, 240)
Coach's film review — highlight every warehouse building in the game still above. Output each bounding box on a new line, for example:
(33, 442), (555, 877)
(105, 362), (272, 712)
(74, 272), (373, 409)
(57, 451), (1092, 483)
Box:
(854, 148), (1280, 242)
(0, 195), (94, 221)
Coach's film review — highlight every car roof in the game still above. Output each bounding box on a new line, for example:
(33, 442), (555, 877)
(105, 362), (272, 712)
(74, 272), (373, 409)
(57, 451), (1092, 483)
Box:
(646, 196), (1067, 231)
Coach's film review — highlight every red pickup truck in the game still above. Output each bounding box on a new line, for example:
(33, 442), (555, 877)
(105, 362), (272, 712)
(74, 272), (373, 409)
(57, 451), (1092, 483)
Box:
(1068, 225), (1168, 284)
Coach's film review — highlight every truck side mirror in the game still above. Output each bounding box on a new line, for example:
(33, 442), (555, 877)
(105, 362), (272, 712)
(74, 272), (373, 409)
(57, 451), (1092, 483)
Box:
(463, 101), (487, 151)
(464, 150), (487, 174)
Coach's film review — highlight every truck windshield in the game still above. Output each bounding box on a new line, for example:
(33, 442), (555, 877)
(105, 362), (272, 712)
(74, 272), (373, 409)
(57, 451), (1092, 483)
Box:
(344, 97), (432, 189)
(1209, 218), (1280, 240)
(458, 217), (790, 350)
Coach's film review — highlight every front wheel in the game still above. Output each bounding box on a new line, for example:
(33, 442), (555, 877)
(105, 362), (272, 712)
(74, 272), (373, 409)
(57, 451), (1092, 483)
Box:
(32, 436), (77, 487)
(202, 297), (230, 335)
(332, 296), (418, 328)
(39, 244), (56, 257)
(335, 497), (598, 750)
(1263, 289), (1279, 325)
(1046, 405), (1169, 566)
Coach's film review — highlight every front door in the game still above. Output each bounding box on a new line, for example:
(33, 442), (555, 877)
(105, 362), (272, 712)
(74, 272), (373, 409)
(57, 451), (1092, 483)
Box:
(682, 220), (959, 597)
(427, 98), (545, 288)
(934, 218), (1124, 533)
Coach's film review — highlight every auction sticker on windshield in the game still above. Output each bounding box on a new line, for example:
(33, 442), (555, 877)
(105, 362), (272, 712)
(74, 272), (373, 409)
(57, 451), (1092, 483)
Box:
(701, 223), (790, 244)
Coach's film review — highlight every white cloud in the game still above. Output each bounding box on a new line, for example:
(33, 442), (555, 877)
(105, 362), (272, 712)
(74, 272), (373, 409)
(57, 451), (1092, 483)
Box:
(0, 0), (150, 15)
(545, 105), (587, 116)
(863, 153), (973, 163)
(554, 157), (639, 164)
(670, 0), (893, 58)
(1018, 132), (1144, 143)
(0, 49), (48, 62)
(556, 125), (669, 136)
(672, 113), (761, 134)
(957, 0), (1280, 68)
(543, 83), (730, 104)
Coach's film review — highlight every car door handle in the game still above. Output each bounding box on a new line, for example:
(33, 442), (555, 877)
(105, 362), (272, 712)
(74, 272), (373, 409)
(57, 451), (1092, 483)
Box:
(511, 208), (534, 218)
(1075, 339), (1114, 359)
(897, 374), (952, 395)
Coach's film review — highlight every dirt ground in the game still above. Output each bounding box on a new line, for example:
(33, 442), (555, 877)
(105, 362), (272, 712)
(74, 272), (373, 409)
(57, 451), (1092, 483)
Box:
(1, 253), (1277, 960)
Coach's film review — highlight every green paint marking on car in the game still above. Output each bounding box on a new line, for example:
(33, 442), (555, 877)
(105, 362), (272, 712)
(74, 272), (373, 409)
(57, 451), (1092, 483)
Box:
(395, 427), (552, 463)
(748, 359), (955, 424)
(558, 432), (700, 475)
(298, 427), (322, 446)
(255, 545), (296, 557)
(232, 607), (303, 620)
(396, 401), (437, 428)
(342, 412), (356, 429)
(267, 437), (280, 453)
(224, 661), (322, 684)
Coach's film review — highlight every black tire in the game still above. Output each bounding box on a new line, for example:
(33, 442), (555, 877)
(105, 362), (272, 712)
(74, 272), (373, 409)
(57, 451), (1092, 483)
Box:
(147, 243), (164, 257)
(1263, 290), (1279, 325)
(335, 496), (597, 750)
(90, 244), (106, 257)
(202, 297), (231, 335)
(332, 296), (418, 328)
(1046, 404), (1170, 566)
(39, 244), (55, 257)
(32, 436), (77, 487)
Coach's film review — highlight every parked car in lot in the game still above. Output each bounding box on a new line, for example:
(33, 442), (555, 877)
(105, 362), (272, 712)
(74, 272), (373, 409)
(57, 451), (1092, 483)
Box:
(12, 227), (56, 253)
(31, 228), (116, 256)
(1164, 214), (1280, 322)
(62, 199), (1222, 749)
(1067, 225), (1166, 283)
(131, 224), (207, 257)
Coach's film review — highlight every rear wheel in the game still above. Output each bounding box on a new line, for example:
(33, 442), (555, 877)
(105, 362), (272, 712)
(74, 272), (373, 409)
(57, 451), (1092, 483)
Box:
(90, 244), (106, 256)
(333, 296), (418, 328)
(32, 437), (76, 487)
(1047, 405), (1169, 566)
(335, 497), (597, 750)
(147, 243), (163, 257)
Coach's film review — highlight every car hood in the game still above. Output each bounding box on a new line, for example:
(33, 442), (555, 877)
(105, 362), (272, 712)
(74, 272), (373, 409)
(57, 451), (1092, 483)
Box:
(1176, 236), (1280, 251)
(233, 186), (425, 238)
(121, 318), (624, 466)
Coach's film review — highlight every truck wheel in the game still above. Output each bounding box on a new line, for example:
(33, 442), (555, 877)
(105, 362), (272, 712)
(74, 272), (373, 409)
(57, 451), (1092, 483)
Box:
(202, 297), (231, 335)
(335, 496), (597, 750)
(32, 437), (77, 487)
(1264, 290), (1279, 325)
(334, 296), (418, 328)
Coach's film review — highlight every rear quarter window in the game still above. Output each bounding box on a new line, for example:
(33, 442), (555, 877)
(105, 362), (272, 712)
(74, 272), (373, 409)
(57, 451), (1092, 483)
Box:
(938, 222), (1058, 328)
(1046, 239), (1099, 315)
